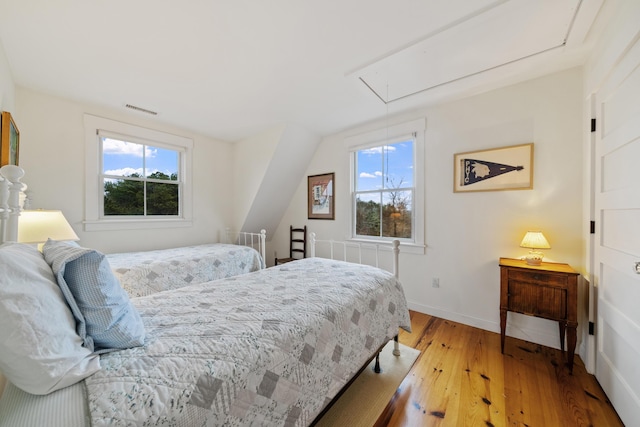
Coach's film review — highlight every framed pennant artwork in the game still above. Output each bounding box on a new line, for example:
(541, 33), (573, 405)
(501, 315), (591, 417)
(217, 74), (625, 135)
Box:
(453, 143), (533, 192)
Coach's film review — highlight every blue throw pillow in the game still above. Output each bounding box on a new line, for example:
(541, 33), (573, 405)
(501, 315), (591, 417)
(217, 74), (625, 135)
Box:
(43, 239), (145, 352)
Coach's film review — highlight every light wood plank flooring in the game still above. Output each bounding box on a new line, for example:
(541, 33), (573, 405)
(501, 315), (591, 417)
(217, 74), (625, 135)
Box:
(375, 311), (624, 427)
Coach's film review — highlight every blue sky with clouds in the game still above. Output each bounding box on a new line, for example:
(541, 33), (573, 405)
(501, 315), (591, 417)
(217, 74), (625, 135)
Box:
(102, 137), (178, 179)
(356, 140), (414, 192)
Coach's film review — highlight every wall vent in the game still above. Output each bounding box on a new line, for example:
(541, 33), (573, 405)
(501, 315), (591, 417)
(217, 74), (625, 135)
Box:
(125, 104), (158, 115)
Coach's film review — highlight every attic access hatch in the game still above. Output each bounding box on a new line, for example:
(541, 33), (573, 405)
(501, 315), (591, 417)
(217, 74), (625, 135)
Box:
(353, 0), (602, 104)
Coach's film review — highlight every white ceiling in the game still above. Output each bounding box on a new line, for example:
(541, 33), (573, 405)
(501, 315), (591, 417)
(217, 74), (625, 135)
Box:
(0, 0), (605, 141)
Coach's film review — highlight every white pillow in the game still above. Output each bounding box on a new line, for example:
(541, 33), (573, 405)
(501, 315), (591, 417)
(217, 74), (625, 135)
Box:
(0, 242), (100, 395)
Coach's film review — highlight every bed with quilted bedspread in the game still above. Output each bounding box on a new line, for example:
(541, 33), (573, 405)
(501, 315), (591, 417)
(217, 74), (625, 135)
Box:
(85, 257), (410, 426)
(0, 257), (410, 426)
(107, 243), (265, 297)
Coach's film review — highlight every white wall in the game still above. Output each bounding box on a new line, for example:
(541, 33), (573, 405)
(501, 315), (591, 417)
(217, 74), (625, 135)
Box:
(273, 67), (586, 353)
(232, 126), (282, 231)
(241, 124), (321, 241)
(15, 87), (234, 254)
(0, 40), (14, 114)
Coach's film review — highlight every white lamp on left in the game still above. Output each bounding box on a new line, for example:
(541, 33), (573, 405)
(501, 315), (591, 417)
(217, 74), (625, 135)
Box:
(18, 210), (79, 250)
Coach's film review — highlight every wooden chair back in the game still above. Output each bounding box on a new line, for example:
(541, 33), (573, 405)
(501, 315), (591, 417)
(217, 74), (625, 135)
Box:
(275, 225), (307, 265)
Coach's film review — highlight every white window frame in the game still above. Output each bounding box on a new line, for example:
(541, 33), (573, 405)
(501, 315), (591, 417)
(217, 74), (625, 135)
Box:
(84, 114), (193, 231)
(345, 118), (425, 254)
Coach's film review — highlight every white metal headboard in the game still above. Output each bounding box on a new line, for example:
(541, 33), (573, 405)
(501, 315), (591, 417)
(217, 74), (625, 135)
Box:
(225, 228), (267, 266)
(309, 232), (400, 278)
(309, 232), (402, 357)
(0, 165), (26, 243)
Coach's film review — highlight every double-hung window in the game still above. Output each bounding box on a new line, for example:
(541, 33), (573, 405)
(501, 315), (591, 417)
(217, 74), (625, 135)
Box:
(100, 134), (181, 216)
(84, 114), (193, 231)
(347, 118), (425, 252)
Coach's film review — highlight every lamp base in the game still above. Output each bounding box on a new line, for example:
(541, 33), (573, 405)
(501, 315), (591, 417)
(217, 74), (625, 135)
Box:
(524, 250), (544, 265)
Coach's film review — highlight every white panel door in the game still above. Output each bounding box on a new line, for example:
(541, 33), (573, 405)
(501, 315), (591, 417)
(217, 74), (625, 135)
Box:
(593, 26), (640, 426)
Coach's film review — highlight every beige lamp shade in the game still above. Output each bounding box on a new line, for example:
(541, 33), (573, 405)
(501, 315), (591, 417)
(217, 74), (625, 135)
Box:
(17, 210), (79, 244)
(520, 231), (550, 265)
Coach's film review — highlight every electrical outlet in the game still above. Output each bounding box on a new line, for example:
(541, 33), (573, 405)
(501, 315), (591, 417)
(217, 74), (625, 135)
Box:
(432, 278), (440, 288)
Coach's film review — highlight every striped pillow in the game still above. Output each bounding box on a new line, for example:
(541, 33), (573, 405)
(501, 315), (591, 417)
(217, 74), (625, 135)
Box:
(43, 240), (145, 353)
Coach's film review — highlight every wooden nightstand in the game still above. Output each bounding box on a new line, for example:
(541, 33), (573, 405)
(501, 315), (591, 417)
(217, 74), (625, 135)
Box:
(499, 257), (579, 373)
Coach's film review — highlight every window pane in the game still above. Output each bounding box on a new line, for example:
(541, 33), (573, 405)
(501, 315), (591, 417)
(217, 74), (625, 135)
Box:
(354, 139), (415, 239)
(355, 193), (381, 237)
(382, 190), (412, 238)
(103, 179), (144, 215)
(101, 137), (181, 217)
(356, 148), (383, 191)
(146, 147), (179, 181)
(384, 140), (414, 189)
(147, 182), (179, 215)
(102, 137), (144, 177)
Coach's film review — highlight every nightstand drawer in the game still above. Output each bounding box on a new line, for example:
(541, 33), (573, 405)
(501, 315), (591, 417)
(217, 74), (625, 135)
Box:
(507, 281), (567, 319)
(508, 269), (567, 287)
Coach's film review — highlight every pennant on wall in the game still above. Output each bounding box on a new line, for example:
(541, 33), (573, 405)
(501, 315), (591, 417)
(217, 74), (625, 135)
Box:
(453, 143), (533, 193)
(460, 159), (524, 186)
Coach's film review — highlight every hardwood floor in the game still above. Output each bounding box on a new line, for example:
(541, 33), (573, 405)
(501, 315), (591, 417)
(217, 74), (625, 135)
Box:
(375, 311), (624, 427)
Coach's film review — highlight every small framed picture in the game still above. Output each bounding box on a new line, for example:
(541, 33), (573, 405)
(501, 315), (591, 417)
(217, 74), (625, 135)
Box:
(454, 143), (533, 192)
(308, 172), (334, 220)
(0, 111), (20, 166)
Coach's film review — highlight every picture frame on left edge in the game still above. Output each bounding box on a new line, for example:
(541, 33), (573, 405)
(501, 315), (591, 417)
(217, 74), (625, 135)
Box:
(308, 172), (334, 220)
(0, 111), (20, 166)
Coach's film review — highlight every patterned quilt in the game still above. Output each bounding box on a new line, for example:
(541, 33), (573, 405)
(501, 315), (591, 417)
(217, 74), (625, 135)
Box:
(107, 243), (265, 297)
(85, 257), (411, 426)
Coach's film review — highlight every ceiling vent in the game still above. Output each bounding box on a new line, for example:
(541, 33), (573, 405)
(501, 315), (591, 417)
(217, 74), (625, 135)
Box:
(125, 104), (158, 115)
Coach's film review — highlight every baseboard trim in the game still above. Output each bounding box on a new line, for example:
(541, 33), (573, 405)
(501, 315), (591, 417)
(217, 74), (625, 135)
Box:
(407, 300), (564, 351)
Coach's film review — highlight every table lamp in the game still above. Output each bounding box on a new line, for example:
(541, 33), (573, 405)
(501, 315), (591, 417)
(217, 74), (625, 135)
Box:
(17, 210), (79, 250)
(520, 231), (550, 265)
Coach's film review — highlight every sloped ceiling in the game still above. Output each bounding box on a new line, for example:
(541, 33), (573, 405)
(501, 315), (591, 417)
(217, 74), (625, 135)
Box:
(354, 0), (597, 103)
(0, 0), (604, 142)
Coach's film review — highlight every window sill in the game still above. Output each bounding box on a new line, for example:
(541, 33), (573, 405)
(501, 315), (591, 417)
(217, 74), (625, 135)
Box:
(83, 218), (193, 232)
